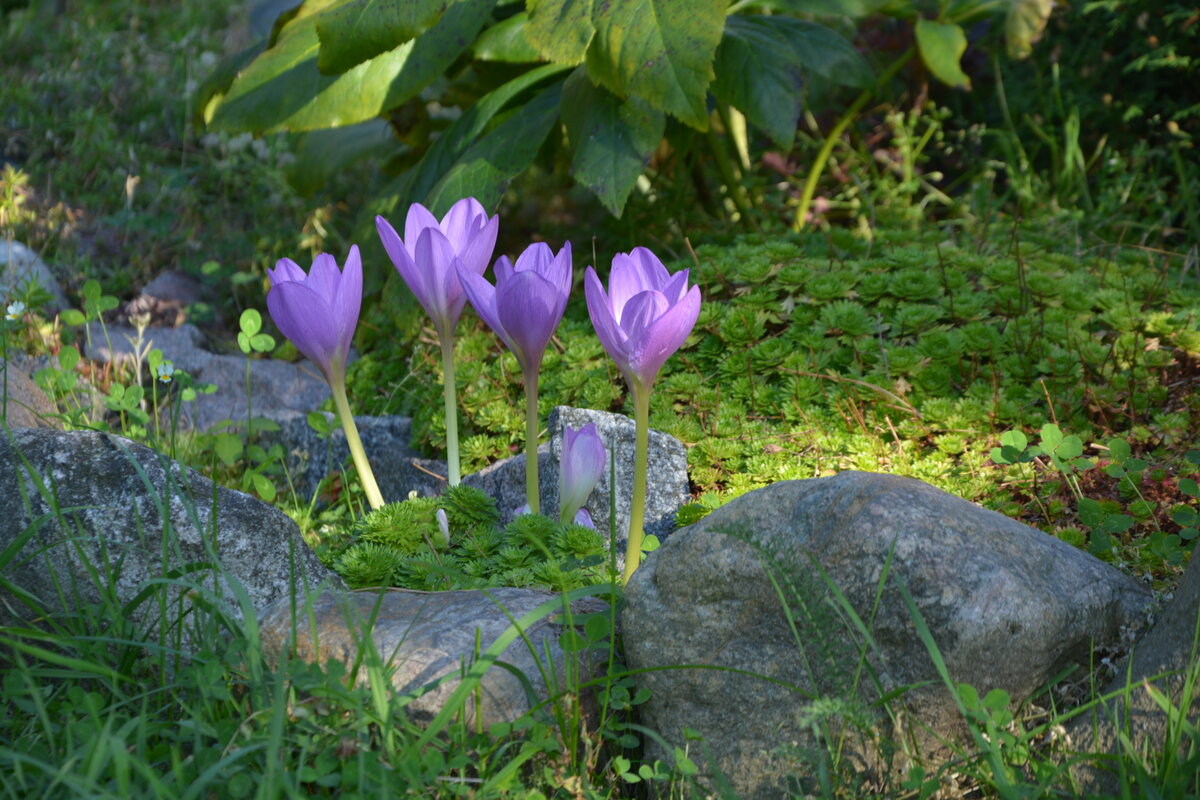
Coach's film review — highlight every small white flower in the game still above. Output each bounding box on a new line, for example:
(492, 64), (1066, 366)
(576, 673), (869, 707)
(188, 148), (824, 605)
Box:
(6, 301), (25, 320)
(156, 362), (175, 383)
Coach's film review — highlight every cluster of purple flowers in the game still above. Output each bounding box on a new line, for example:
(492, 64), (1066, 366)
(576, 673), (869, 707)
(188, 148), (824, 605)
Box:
(264, 197), (701, 582)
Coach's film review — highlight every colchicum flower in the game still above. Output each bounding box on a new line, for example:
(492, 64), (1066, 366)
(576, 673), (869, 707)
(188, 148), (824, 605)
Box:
(558, 423), (605, 527)
(585, 247), (701, 582)
(459, 241), (572, 513)
(377, 199), (499, 485)
(266, 246), (384, 509)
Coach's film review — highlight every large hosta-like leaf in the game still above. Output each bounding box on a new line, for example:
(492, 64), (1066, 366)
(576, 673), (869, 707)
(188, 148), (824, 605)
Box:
(208, 0), (492, 132)
(374, 63), (571, 217)
(712, 15), (872, 148)
(315, 0), (454, 74)
(562, 69), (664, 217)
(525, 0), (595, 65)
(584, 0), (725, 130)
(424, 83), (564, 216)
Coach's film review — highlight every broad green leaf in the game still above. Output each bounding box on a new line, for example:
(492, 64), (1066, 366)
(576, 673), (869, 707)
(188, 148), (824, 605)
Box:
(240, 309), (263, 336)
(473, 12), (541, 62)
(315, 0), (452, 74)
(58, 345), (79, 371)
(60, 309), (85, 326)
(525, 0), (594, 65)
(562, 69), (664, 217)
(1055, 434), (1082, 460)
(214, 433), (243, 466)
(584, 0), (726, 130)
(209, 0), (493, 133)
(1038, 422), (1063, 452)
(914, 18), (970, 90)
(1006, 0), (1053, 60)
(372, 63), (571, 216)
(287, 119), (398, 195)
(1107, 437), (1131, 463)
(999, 429), (1028, 451)
(711, 15), (870, 148)
(194, 40), (268, 127)
(424, 83), (563, 216)
(1077, 497), (1104, 528)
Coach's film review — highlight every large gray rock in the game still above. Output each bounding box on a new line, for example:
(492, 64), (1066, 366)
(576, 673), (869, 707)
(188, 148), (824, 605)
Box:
(261, 411), (444, 504)
(85, 323), (330, 431)
(463, 405), (691, 559)
(622, 471), (1155, 799)
(0, 240), (69, 311)
(1, 358), (60, 429)
(258, 587), (611, 728)
(0, 428), (343, 647)
(1066, 553), (1200, 794)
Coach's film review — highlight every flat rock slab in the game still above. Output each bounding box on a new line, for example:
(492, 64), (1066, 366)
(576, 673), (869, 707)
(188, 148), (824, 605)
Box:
(85, 323), (330, 431)
(259, 587), (611, 729)
(622, 471), (1155, 800)
(0, 428), (342, 648)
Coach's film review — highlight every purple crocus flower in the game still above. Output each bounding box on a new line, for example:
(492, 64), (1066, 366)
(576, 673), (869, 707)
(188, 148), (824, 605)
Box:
(375, 198), (499, 487)
(457, 241), (572, 374)
(458, 240), (573, 514)
(375, 198), (499, 339)
(265, 245), (384, 509)
(266, 246), (362, 385)
(584, 247), (702, 394)
(559, 422), (605, 526)
(585, 246), (701, 583)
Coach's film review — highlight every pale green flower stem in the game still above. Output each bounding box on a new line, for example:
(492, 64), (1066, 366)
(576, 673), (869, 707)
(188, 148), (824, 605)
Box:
(330, 380), (385, 510)
(524, 370), (540, 514)
(622, 388), (651, 585)
(439, 334), (461, 486)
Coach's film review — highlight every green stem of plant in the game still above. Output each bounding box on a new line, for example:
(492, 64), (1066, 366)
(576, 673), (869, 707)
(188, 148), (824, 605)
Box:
(622, 388), (651, 585)
(330, 379), (385, 510)
(439, 333), (461, 486)
(524, 370), (540, 515)
(705, 123), (755, 225)
(793, 48), (914, 233)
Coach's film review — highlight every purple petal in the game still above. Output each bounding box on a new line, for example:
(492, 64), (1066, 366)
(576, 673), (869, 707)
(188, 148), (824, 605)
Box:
(414, 227), (459, 332)
(661, 267), (691, 304)
(560, 423), (605, 513)
(332, 245), (363, 362)
(573, 508), (596, 529)
(628, 246), (671, 287)
(307, 253), (341, 299)
(441, 197), (488, 249)
(620, 290), (669, 343)
(494, 255), (514, 284)
(625, 284), (701, 388)
(496, 270), (563, 373)
(513, 242), (553, 274)
(585, 266), (629, 370)
(457, 265), (506, 345)
(456, 213), (499, 277)
(268, 258), (308, 285)
(266, 281), (338, 380)
(609, 250), (664, 323)
(404, 202), (439, 249)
